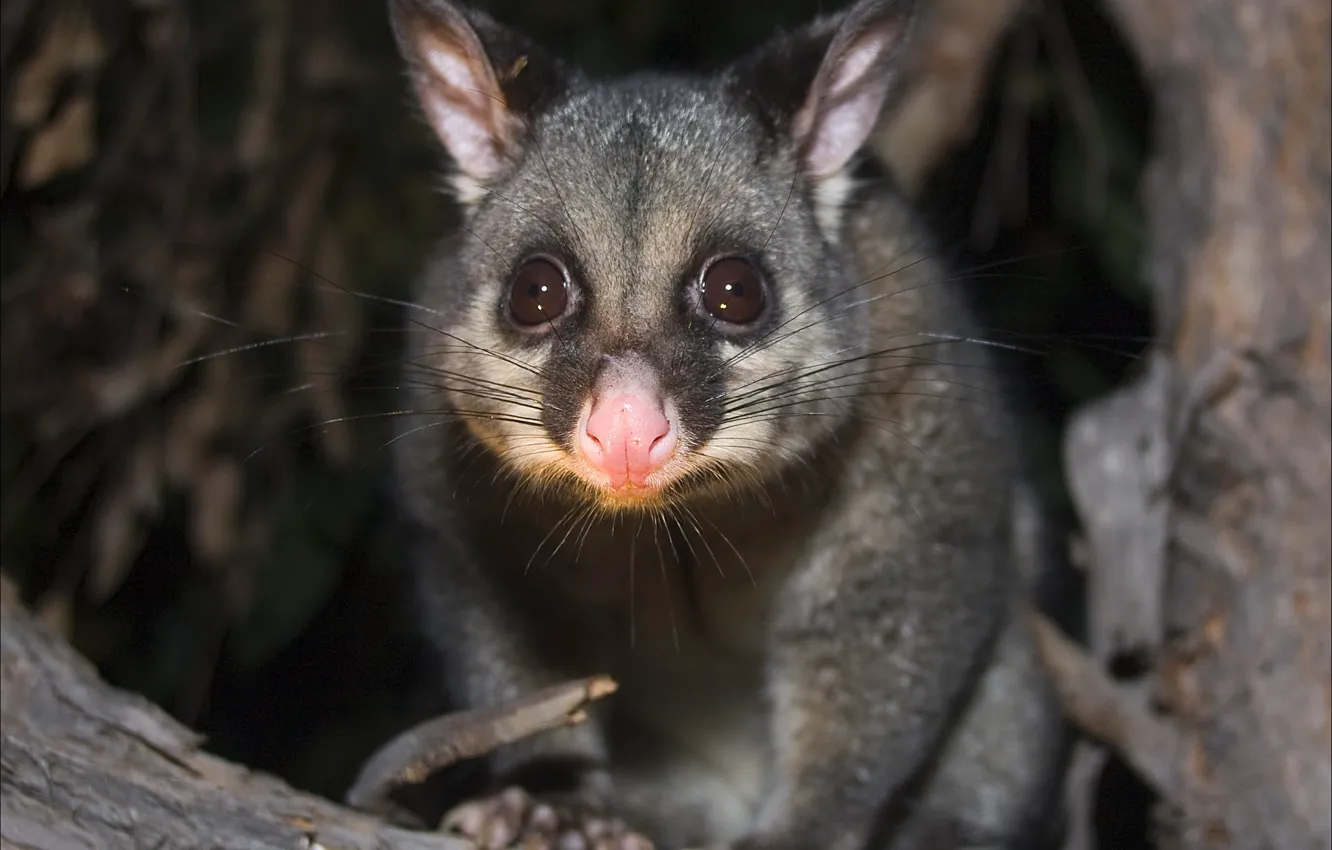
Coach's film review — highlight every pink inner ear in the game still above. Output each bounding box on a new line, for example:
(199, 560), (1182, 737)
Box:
(423, 90), (504, 180)
(829, 39), (884, 94)
(802, 36), (894, 179)
(424, 44), (483, 99)
(414, 36), (508, 182)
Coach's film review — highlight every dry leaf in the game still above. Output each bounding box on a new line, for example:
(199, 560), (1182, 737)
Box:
(91, 495), (144, 602)
(18, 93), (96, 187)
(243, 151), (337, 334)
(191, 458), (242, 566)
(92, 322), (204, 422)
(166, 372), (229, 489)
(89, 437), (164, 601)
(10, 7), (105, 127)
(236, 0), (291, 169)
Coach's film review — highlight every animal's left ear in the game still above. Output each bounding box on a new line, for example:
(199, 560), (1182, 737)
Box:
(728, 0), (918, 181)
(793, 0), (917, 179)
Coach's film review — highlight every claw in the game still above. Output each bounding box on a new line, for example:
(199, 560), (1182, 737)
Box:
(440, 786), (655, 850)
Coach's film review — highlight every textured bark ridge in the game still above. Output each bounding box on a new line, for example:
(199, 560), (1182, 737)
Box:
(0, 576), (470, 850)
(1053, 0), (1332, 848)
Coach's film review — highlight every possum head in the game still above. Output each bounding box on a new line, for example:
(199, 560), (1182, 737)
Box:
(389, 0), (918, 510)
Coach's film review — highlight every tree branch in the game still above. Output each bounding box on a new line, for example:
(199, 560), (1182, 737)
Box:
(0, 575), (612, 850)
(346, 676), (618, 824)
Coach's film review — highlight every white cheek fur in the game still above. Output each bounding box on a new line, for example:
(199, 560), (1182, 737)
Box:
(811, 169), (858, 240)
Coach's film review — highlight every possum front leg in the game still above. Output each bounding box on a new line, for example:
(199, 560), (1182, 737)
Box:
(724, 503), (1010, 850)
(415, 529), (608, 777)
(414, 531), (653, 849)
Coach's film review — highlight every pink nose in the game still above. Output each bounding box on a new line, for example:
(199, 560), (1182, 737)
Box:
(579, 393), (677, 488)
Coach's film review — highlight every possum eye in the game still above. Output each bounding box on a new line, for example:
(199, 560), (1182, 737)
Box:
(700, 257), (766, 325)
(509, 257), (569, 327)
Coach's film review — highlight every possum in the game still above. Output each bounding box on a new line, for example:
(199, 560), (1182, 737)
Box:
(384, 0), (1067, 847)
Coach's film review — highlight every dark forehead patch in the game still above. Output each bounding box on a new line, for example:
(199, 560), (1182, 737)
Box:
(533, 80), (767, 221)
(614, 108), (652, 226)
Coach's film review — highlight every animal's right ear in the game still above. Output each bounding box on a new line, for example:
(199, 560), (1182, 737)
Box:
(726, 0), (917, 181)
(388, 0), (570, 200)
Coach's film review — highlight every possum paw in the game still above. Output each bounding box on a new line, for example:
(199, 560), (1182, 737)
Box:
(442, 785), (655, 850)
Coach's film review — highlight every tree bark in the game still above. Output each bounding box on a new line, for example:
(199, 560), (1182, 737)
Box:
(0, 575), (471, 850)
(1056, 0), (1332, 848)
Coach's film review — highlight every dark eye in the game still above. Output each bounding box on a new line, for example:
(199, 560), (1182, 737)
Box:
(509, 258), (569, 327)
(700, 257), (765, 325)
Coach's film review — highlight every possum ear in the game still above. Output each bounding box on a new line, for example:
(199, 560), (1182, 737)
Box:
(388, 0), (570, 201)
(729, 0), (917, 180)
(792, 0), (917, 179)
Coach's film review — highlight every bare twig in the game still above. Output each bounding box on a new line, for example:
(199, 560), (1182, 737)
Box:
(346, 676), (619, 823)
(1026, 609), (1181, 799)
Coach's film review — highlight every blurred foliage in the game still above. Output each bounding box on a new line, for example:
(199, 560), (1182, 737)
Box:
(0, 0), (1149, 805)
(0, 0), (452, 795)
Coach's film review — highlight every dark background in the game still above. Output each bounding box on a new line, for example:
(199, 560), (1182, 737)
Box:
(0, 0), (1152, 844)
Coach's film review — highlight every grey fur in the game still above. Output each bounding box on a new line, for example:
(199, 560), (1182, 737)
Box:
(386, 1), (1067, 848)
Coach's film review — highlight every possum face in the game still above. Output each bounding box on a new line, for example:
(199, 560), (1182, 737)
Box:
(389, 0), (917, 509)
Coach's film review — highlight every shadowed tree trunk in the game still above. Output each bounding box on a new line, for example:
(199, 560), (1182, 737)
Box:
(1053, 0), (1331, 848)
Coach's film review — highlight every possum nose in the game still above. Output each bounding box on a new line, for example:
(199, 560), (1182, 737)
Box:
(579, 393), (677, 488)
